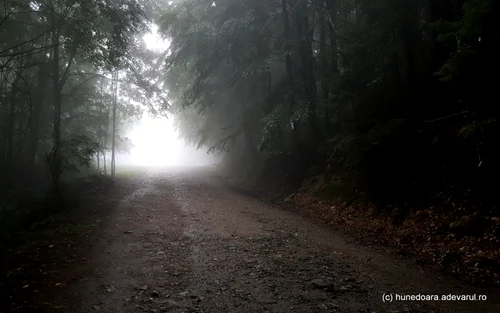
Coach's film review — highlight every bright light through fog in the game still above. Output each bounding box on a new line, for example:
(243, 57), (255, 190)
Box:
(128, 114), (181, 166)
(120, 27), (177, 166)
(117, 25), (218, 168)
(125, 113), (219, 167)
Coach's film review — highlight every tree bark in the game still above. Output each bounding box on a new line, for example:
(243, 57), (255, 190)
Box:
(296, 0), (318, 140)
(282, 0), (294, 93)
(319, 3), (330, 136)
(28, 63), (48, 167)
(326, 0), (339, 73)
(50, 0), (62, 188)
(325, 0), (339, 132)
(97, 78), (104, 173)
(103, 149), (107, 175)
(6, 74), (20, 164)
(281, 0), (299, 150)
(111, 72), (118, 178)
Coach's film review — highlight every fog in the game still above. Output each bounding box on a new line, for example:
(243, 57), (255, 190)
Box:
(112, 26), (219, 169)
(115, 113), (220, 168)
(1, 0), (498, 311)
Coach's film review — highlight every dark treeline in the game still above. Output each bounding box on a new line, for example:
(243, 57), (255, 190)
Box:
(0, 0), (169, 243)
(162, 0), (498, 215)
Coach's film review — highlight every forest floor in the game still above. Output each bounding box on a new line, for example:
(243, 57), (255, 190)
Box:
(1, 166), (499, 313)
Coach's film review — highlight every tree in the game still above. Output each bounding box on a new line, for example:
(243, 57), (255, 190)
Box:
(160, 0), (498, 210)
(0, 0), (145, 191)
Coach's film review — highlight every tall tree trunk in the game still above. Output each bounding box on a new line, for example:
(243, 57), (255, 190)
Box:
(6, 74), (20, 164)
(97, 151), (100, 171)
(103, 149), (107, 175)
(319, 5), (330, 136)
(296, 0), (318, 140)
(28, 63), (48, 167)
(282, 0), (294, 94)
(111, 72), (118, 178)
(0, 78), (7, 162)
(326, 0), (339, 73)
(97, 78), (104, 173)
(281, 0), (299, 150)
(49, 0), (77, 190)
(103, 108), (109, 176)
(50, 4), (62, 189)
(326, 0), (339, 132)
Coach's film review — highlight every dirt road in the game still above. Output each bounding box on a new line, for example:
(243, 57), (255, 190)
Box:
(15, 167), (499, 313)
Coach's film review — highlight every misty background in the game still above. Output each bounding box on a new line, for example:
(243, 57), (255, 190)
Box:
(117, 113), (220, 167)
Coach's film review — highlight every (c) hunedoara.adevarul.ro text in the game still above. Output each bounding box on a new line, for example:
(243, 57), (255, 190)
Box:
(382, 293), (487, 302)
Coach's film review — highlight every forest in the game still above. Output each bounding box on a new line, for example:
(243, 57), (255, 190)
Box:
(0, 0), (499, 311)
(0, 0), (171, 240)
(159, 0), (499, 284)
(162, 0), (498, 236)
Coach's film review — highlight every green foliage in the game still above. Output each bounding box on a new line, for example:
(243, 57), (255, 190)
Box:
(258, 103), (287, 155)
(161, 0), (285, 155)
(72, 0), (147, 70)
(46, 135), (99, 184)
(160, 0), (498, 214)
(0, 0), (152, 240)
(432, 0), (495, 85)
(61, 135), (100, 171)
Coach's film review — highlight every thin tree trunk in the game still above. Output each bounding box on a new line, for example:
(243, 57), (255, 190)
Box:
(296, 0), (318, 140)
(111, 72), (118, 178)
(326, 0), (339, 73)
(103, 150), (107, 175)
(103, 106), (109, 176)
(0, 77), (7, 162)
(49, 0), (77, 189)
(51, 7), (62, 189)
(7, 74), (20, 164)
(282, 0), (294, 91)
(326, 0), (340, 133)
(97, 78), (104, 173)
(281, 0), (299, 150)
(28, 63), (48, 167)
(319, 5), (330, 136)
